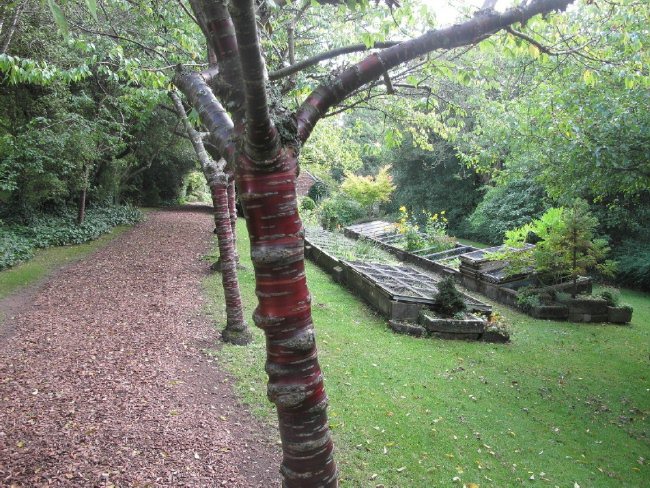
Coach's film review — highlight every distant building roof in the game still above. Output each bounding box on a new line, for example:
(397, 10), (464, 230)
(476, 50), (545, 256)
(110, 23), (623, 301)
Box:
(296, 169), (318, 197)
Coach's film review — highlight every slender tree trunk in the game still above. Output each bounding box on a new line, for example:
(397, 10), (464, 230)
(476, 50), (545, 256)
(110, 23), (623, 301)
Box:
(212, 178), (252, 345)
(226, 175), (240, 264)
(236, 149), (337, 487)
(0, 2), (23, 54)
(169, 90), (251, 345)
(77, 164), (89, 225)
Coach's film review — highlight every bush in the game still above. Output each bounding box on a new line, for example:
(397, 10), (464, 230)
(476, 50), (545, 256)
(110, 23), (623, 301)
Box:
(463, 177), (549, 245)
(300, 196), (317, 211)
(340, 165), (395, 212)
(307, 180), (330, 202)
(598, 287), (621, 306)
(516, 287), (542, 312)
(434, 277), (467, 316)
(318, 194), (365, 230)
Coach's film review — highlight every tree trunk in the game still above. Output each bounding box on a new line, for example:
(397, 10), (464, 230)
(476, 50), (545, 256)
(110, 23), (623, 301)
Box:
(169, 90), (251, 345)
(236, 149), (337, 487)
(77, 164), (89, 225)
(227, 176), (240, 265)
(0, 2), (23, 55)
(212, 179), (252, 345)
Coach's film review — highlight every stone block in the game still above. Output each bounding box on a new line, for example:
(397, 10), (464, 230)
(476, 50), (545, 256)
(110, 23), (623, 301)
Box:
(607, 306), (633, 324)
(389, 320), (426, 337)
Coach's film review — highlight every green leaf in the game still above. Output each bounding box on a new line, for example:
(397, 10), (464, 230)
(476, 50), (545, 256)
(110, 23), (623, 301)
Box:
(47, 0), (69, 38)
(85, 0), (98, 22)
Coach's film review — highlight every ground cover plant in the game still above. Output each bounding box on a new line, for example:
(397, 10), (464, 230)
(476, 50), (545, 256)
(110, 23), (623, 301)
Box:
(0, 205), (142, 270)
(205, 221), (650, 487)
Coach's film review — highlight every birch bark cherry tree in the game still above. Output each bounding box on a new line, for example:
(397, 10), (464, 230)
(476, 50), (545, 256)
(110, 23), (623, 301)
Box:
(170, 90), (252, 345)
(173, 0), (574, 485)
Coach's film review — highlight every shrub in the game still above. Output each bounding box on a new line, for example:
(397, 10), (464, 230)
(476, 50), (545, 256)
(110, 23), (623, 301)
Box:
(434, 277), (467, 316)
(498, 200), (615, 295)
(0, 231), (34, 270)
(340, 165), (395, 212)
(300, 196), (317, 211)
(598, 287), (621, 306)
(307, 180), (330, 202)
(318, 194), (364, 230)
(463, 177), (549, 245)
(516, 287), (542, 312)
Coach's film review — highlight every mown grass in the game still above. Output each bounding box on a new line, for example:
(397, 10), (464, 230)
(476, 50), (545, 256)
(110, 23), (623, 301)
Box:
(0, 224), (132, 300)
(204, 220), (649, 487)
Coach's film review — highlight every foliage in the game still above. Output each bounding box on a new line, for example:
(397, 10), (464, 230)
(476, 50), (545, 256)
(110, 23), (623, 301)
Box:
(0, 205), (142, 270)
(182, 171), (211, 203)
(340, 165), (395, 211)
(317, 194), (364, 231)
(389, 135), (481, 230)
(612, 238), (650, 291)
(597, 287), (621, 307)
(500, 200), (615, 292)
(515, 287), (542, 312)
(433, 277), (467, 317)
(300, 196), (317, 211)
(462, 177), (549, 245)
(396, 206), (455, 253)
(306, 180), (329, 203)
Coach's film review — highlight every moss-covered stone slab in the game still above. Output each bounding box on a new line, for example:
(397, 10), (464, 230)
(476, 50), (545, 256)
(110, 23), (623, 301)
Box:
(607, 306), (633, 324)
(418, 310), (486, 334)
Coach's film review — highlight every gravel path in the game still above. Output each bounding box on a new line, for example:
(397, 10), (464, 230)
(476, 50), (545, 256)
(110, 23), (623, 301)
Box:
(0, 208), (280, 487)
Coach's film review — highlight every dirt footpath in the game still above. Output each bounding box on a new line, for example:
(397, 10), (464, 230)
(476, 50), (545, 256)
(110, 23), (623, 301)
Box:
(0, 208), (280, 487)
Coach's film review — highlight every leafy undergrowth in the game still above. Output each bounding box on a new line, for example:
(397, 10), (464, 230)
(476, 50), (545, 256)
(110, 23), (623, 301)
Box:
(204, 220), (650, 487)
(0, 224), (134, 300)
(0, 205), (143, 270)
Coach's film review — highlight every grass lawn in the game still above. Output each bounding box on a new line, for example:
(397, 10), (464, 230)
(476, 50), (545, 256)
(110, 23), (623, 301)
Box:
(204, 221), (649, 487)
(0, 224), (133, 300)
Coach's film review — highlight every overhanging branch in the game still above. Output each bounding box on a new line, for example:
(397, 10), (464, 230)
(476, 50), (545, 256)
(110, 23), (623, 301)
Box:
(295, 0), (574, 142)
(269, 41), (401, 80)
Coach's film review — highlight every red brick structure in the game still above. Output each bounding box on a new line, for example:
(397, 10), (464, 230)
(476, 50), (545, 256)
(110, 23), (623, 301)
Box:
(296, 169), (317, 197)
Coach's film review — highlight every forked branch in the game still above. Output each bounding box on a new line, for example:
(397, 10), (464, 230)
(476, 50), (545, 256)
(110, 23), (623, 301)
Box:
(295, 0), (574, 142)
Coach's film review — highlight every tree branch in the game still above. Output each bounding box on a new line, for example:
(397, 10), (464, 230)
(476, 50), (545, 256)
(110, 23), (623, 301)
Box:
(269, 41), (401, 80)
(173, 68), (236, 163)
(295, 0), (574, 142)
(229, 0), (279, 161)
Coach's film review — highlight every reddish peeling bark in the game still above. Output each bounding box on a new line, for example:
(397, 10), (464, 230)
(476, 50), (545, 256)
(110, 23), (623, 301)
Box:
(227, 176), (240, 263)
(212, 179), (252, 345)
(170, 90), (251, 345)
(236, 149), (336, 487)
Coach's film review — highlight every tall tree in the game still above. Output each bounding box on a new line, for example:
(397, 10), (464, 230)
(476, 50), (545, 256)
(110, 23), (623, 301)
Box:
(170, 90), (252, 345)
(173, 1), (575, 485)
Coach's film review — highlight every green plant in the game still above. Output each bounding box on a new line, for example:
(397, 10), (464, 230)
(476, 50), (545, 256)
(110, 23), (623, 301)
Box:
(598, 287), (621, 307)
(300, 196), (317, 211)
(434, 277), (467, 316)
(516, 287), (542, 312)
(340, 165), (395, 211)
(498, 200), (615, 295)
(0, 205), (142, 270)
(396, 206), (456, 252)
(613, 238), (650, 291)
(318, 194), (364, 230)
